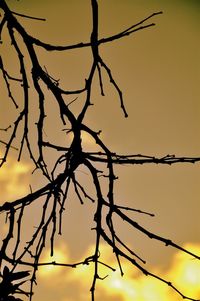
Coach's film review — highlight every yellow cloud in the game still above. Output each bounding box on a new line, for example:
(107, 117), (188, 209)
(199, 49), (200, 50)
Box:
(168, 243), (200, 298)
(32, 241), (200, 301)
(0, 156), (31, 203)
(0, 156), (199, 301)
(38, 243), (69, 279)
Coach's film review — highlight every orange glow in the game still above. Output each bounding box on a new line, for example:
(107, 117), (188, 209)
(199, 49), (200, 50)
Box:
(168, 243), (200, 298)
(68, 243), (200, 301)
(38, 244), (69, 278)
(0, 155), (31, 203)
(0, 156), (199, 300)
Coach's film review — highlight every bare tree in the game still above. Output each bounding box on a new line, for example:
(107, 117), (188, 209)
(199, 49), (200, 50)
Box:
(0, 1), (199, 301)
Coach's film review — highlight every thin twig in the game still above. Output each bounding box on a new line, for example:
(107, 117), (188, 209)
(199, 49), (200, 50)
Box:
(11, 10), (46, 21)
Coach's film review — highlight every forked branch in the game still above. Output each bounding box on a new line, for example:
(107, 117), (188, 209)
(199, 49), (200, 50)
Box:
(0, 1), (199, 301)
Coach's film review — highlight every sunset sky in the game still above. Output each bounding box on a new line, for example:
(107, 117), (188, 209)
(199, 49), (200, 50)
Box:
(0, 1), (200, 300)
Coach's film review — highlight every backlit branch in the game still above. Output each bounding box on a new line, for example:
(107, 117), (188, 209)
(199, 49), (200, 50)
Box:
(0, 1), (199, 301)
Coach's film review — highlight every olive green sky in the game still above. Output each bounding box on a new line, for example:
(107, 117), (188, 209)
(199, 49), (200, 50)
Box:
(0, 1), (200, 301)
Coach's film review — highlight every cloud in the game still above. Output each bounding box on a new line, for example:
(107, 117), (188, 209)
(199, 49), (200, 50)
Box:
(38, 243), (70, 279)
(0, 155), (199, 301)
(0, 155), (31, 203)
(168, 243), (200, 299)
(35, 242), (200, 301)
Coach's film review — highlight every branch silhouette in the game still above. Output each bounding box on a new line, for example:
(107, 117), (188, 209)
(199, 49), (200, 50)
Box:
(0, 1), (199, 301)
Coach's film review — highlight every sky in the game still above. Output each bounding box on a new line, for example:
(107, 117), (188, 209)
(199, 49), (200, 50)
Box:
(0, 0), (200, 301)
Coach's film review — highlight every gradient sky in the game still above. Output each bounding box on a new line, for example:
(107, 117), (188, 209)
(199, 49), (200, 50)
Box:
(0, 1), (200, 300)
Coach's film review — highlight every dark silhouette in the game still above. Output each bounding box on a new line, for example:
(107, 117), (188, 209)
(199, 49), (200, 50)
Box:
(0, 1), (199, 300)
(0, 266), (30, 301)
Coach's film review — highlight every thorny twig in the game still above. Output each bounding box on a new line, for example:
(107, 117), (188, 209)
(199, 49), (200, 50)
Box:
(0, 1), (199, 301)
